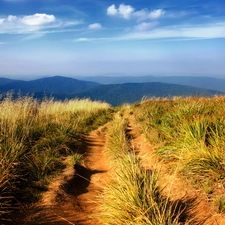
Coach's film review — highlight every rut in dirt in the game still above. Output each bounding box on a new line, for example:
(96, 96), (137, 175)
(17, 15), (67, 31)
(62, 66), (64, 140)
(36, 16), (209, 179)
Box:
(126, 116), (225, 225)
(9, 127), (109, 225)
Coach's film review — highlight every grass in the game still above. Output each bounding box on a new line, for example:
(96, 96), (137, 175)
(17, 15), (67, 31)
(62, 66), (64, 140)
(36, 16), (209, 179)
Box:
(70, 153), (83, 165)
(96, 114), (185, 224)
(133, 96), (225, 198)
(0, 95), (112, 219)
(2, 94), (225, 223)
(213, 195), (225, 213)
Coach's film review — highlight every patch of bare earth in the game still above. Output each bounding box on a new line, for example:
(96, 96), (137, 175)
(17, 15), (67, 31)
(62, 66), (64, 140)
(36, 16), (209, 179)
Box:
(10, 126), (109, 225)
(127, 115), (225, 225)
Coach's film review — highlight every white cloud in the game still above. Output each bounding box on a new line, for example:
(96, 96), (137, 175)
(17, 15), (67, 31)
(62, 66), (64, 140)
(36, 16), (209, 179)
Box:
(76, 38), (90, 42)
(107, 4), (118, 16)
(135, 21), (158, 31)
(0, 13), (55, 31)
(107, 4), (134, 19)
(118, 4), (134, 19)
(21, 13), (55, 26)
(75, 22), (225, 42)
(148, 9), (165, 19)
(74, 37), (114, 42)
(122, 22), (225, 41)
(133, 9), (165, 21)
(0, 13), (81, 35)
(133, 9), (148, 21)
(88, 23), (102, 30)
(63, 21), (81, 27)
(107, 4), (164, 21)
(7, 15), (18, 23)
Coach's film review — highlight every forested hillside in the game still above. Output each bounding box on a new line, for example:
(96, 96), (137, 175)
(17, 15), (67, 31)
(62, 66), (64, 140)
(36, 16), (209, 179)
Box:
(0, 76), (222, 106)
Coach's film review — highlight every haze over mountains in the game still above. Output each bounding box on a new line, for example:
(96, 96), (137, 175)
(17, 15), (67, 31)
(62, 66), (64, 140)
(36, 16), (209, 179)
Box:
(79, 75), (225, 92)
(0, 76), (223, 106)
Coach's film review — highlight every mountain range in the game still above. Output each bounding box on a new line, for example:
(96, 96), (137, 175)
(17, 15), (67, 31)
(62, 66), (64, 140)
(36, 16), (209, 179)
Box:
(0, 76), (99, 94)
(78, 75), (225, 92)
(0, 76), (223, 106)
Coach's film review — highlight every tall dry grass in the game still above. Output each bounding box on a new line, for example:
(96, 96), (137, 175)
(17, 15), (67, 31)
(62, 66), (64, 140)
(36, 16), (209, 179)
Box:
(96, 114), (184, 224)
(0, 95), (111, 219)
(134, 96), (225, 211)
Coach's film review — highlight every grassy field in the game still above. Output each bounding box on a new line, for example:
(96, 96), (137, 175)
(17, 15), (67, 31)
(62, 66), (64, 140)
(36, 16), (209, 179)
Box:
(133, 96), (225, 214)
(0, 95), (112, 219)
(1, 95), (225, 224)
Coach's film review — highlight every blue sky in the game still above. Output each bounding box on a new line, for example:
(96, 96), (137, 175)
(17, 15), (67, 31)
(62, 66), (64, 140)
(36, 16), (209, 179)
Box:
(0, 0), (225, 79)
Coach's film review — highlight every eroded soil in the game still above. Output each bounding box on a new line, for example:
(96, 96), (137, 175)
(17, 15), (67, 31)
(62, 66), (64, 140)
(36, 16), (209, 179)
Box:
(9, 126), (109, 225)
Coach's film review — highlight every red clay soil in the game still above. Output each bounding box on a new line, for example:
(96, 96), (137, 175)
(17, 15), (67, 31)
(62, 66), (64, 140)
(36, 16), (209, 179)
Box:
(9, 126), (109, 225)
(127, 116), (225, 225)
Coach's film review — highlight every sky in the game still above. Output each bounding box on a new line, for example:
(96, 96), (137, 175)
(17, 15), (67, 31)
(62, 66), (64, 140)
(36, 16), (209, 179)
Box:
(0, 0), (225, 80)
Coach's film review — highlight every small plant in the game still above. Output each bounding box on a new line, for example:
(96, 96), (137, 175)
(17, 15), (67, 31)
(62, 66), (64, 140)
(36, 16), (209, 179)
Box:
(201, 179), (213, 195)
(213, 195), (225, 213)
(70, 153), (83, 165)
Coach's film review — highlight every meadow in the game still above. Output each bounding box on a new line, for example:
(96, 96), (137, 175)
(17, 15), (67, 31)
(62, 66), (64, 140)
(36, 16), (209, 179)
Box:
(0, 94), (111, 219)
(133, 96), (225, 215)
(1, 95), (225, 224)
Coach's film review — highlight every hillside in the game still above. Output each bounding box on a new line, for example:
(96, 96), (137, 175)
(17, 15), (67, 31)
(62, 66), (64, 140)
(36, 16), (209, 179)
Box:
(79, 75), (225, 92)
(0, 76), (222, 106)
(2, 96), (225, 224)
(0, 76), (100, 95)
(71, 82), (220, 106)
(0, 77), (19, 86)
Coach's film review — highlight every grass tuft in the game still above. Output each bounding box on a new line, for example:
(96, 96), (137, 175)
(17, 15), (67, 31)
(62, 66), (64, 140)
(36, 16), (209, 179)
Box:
(213, 195), (225, 213)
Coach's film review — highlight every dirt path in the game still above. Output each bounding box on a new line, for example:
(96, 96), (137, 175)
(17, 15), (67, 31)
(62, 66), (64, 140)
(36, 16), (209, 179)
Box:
(9, 115), (225, 225)
(11, 126), (109, 225)
(126, 115), (225, 225)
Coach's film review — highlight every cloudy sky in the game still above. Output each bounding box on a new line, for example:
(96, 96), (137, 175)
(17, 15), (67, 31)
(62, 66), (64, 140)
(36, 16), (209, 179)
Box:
(0, 0), (225, 79)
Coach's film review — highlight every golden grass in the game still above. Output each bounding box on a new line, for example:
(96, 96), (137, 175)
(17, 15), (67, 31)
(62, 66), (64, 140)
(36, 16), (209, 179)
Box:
(2, 94), (225, 222)
(0, 95), (111, 218)
(134, 95), (225, 199)
(96, 114), (184, 224)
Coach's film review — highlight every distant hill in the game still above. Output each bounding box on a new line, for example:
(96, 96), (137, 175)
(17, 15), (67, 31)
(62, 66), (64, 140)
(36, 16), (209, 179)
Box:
(0, 76), (100, 95)
(0, 77), (19, 86)
(56, 82), (221, 106)
(0, 76), (222, 106)
(78, 75), (225, 92)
